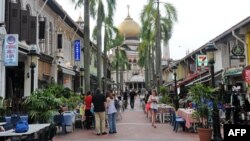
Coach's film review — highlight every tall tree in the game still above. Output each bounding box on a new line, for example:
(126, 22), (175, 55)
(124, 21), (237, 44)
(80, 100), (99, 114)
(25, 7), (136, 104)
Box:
(140, 0), (177, 90)
(72, 0), (91, 93)
(90, 0), (116, 91)
(72, 0), (116, 92)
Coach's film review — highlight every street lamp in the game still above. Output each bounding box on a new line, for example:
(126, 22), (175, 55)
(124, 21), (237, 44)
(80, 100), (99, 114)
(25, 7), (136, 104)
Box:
(172, 63), (178, 110)
(28, 47), (38, 93)
(205, 42), (222, 141)
(80, 67), (85, 94)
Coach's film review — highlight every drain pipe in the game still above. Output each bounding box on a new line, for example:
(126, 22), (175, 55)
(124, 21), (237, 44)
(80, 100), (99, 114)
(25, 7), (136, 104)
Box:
(232, 30), (248, 65)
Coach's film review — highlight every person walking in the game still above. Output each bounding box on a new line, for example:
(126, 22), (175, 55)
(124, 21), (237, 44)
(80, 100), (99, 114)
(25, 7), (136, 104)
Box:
(84, 91), (93, 129)
(129, 89), (136, 109)
(148, 89), (159, 128)
(123, 87), (128, 109)
(92, 89), (107, 135)
(106, 91), (117, 134)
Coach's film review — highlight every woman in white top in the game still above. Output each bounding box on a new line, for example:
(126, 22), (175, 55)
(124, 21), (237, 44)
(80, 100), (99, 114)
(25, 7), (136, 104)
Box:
(106, 91), (117, 134)
(147, 89), (159, 128)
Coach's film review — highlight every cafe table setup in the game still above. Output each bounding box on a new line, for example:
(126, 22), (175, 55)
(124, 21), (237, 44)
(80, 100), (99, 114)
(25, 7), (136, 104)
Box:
(177, 108), (198, 131)
(156, 104), (174, 123)
(0, 123), (50, 141)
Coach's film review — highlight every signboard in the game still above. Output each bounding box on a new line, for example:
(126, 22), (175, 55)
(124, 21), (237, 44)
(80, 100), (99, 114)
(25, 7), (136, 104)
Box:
(196, 55), (208, 70)
(242, 66), (250, 83)
(231, 44), (245, 59)
(74, 40), (81, 61)
(4, 34), (18, 66)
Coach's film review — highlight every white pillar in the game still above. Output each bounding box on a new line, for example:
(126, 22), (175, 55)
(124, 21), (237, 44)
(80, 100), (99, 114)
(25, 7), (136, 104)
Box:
(0, 24), (6, 98)
(0, 0), (5, 24)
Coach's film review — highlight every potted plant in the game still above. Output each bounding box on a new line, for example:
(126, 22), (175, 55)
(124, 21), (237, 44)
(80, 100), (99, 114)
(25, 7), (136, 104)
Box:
(189, 83), (215, 141)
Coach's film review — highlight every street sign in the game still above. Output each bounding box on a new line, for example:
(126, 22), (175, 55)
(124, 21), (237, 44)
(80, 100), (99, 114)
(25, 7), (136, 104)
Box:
(74, 40), (81, 61)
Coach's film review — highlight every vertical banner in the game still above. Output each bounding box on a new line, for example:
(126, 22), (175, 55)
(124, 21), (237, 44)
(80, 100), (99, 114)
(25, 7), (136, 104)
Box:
(4, 34), (18, 66)
(74, 40), (81, 61)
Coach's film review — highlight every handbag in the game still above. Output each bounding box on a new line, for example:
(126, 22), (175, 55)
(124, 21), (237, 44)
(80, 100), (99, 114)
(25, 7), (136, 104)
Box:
(15, 119), (29, 133)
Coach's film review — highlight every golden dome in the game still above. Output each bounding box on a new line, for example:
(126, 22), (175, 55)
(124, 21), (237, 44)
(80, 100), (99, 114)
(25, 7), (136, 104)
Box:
(118, 6), (140, 39)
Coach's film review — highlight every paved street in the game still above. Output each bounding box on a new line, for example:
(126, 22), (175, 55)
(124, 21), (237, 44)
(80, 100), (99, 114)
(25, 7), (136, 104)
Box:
(54, 97), (199, 141)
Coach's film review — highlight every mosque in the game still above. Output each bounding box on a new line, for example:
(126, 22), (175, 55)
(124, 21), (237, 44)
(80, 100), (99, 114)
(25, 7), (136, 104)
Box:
(108, 6), (144, 91)
(109, 6), (170, 92)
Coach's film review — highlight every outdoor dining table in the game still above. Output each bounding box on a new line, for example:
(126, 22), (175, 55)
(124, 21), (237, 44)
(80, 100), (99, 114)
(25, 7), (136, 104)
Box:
(0, 122), (6, 126)
(177, 108), (197, 129)
(0, 123), (50, 140)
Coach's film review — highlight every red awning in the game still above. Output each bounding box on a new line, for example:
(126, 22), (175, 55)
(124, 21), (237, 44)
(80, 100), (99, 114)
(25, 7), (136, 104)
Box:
(178, 71), (208, 86)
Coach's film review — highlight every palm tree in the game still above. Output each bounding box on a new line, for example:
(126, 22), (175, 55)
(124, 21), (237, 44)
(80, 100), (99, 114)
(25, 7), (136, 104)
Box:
(140, 0), (177, 89)
(72, 0), (116, 92)
(108, 33), (129, 93)
(90, 0), (116, 91)
(72, 0), (91, 93)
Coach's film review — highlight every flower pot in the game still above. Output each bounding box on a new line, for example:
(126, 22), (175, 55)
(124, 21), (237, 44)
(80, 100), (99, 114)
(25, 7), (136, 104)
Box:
(197, 128), (212, 141)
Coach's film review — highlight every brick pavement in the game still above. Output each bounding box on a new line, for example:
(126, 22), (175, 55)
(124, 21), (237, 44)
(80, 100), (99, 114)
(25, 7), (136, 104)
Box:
(54, 96), (199, 141)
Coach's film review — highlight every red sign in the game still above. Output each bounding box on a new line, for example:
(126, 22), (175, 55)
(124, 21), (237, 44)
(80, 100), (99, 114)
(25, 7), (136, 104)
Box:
(242, 66), (250, 83)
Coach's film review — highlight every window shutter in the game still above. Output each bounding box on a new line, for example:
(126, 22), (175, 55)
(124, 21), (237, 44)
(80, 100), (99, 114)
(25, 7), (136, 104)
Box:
(9, 3), (20, 34)
(29, 16), (37, 44)
(39, 21), (45, 39)
(57, 34), (62, 49)
(20, 10), (29, 41)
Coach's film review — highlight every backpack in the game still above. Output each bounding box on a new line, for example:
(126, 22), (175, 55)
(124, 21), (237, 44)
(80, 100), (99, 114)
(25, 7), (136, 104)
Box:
(114, 99), (120, 110)
(15, 119), (29, 133)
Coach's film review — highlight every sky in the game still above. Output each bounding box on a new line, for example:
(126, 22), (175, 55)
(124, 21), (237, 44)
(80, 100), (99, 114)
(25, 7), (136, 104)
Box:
(56, 0), (250, 60)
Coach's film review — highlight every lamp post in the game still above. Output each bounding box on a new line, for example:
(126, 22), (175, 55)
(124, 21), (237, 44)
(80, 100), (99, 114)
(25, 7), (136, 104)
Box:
(205, 42), (222, 141)
(172, 63), (178, 110)
(28, 47), (38, 93)
(80, 67), (85, 94)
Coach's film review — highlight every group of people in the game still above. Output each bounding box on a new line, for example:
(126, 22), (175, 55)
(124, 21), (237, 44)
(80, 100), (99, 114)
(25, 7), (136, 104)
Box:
(83, 89), (118, 135)
(80, 87), (159, 135)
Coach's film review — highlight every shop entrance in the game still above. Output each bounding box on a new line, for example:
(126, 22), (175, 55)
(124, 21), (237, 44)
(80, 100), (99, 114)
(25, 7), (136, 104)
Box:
(5, 62), (25, 98)
(5, 62), (25, 114)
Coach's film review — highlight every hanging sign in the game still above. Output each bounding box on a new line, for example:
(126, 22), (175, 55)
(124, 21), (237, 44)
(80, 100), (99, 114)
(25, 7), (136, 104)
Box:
(242, 66), (250, 83)
(196, 55), (208, 70)
(4, 34), (18, 66)
(74, 40), (81, 61)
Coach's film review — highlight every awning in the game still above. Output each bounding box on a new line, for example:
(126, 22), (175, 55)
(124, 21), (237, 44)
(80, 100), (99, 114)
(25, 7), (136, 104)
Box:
(186, 70), (223, 86)
(178, 71), (208, 86)
(61, 67), (75, 76)
(129, 75), (144, 82)
(224, 67), (243, 76)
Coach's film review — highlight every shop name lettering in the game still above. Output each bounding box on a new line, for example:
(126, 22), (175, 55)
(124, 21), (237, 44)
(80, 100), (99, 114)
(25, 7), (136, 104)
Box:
(5, 45), (16, 59)
(227, 129), (246, 136)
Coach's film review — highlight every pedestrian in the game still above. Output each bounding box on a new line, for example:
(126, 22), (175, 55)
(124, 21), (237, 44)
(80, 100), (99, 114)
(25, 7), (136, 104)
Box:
(84, 91), (92, 129)
(129, 89), (136, 109)
(106, 91), (117, 134)
(148, 89), (159, 128)
(92, 89), (107, 135)
(123, 87), (128, 109)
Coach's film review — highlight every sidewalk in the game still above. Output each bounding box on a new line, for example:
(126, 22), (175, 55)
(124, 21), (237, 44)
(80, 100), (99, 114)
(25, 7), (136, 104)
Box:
(54, 96), (199, 141)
